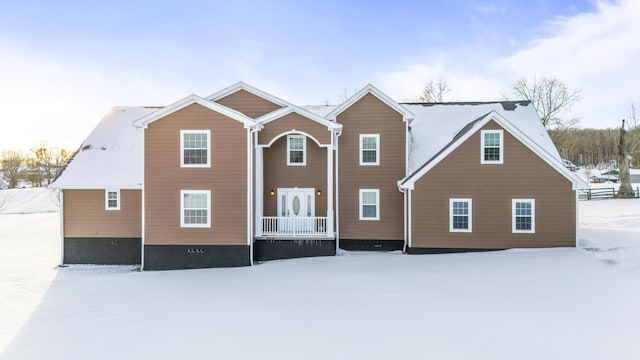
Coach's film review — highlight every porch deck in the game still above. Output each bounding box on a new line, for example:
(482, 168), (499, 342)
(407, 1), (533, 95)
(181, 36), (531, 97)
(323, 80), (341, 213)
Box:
(258, 216), (330, 237)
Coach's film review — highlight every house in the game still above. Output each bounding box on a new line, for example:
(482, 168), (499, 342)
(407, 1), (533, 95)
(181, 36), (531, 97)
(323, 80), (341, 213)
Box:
(52, 82), (583, 270)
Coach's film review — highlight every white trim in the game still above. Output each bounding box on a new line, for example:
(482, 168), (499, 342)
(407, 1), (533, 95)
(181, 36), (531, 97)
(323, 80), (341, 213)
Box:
(359, 189), (380, 221)
(141, 128), (146, 270)
(326, 142), (334, 236)
(287, 134), (306, 166)
(327, 84), (414, 122)
(512, 199), (535, 233)
(59, 189), (64, 265)
(335, 128), (342, 252)
(408, 189), (412, 248)
(133, 94), (255, 129)
(449, 198), (472, 233)
(105, 189), (120, 210)
(260, 130), (328, 149)
(480, 129), (504, 164)
(180, 190), (211, 228)
(180, 130), (211, 168)
(255, 105), (342, 130)
(247, 128), (254, 265)
(359, 134), (380, 166)
(205, 81), (292, 108)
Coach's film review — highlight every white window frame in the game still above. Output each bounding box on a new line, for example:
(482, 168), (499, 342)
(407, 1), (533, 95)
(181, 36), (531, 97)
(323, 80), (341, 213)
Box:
(105, 189), (120, 211)
(359, 134), (380, 166)
(180, 130), (211, 168)
(359, 189), (380, 221)
(287, 134), (306, 166)
(512, 199), (535, 233)
(180, 190), (211, 228)
(449, 198), (472, 232)
(480, 130), (504, 164)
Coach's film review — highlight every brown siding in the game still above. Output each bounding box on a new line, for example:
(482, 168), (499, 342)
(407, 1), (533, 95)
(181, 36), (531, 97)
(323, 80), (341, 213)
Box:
(215, 89), (282, 118)
(145, 103), (247, 246)
(64, 189), (141, 238)
(263, 136), (327, 217)
(258, 113), (331, 145)
(337, 93), (406, 240)
(411, 121), (576, 249)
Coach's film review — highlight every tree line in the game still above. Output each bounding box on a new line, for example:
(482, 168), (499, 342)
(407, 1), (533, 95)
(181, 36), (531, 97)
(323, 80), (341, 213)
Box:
(1, 142), (72, 189)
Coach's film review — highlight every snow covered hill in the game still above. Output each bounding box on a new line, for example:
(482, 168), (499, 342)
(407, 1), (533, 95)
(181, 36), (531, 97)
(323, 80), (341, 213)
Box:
(0, 193), (639, 360)
(0, 188), (59, 214)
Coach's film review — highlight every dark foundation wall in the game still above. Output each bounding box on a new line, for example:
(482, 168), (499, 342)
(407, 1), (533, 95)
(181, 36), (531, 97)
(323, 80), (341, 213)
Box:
(254, 239), (336, 262)
(143, 245), (250, 270)
(64, 237), (141, 265)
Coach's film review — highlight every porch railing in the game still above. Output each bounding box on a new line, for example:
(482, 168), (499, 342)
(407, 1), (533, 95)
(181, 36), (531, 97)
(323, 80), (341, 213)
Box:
(261, 217), (327, 237)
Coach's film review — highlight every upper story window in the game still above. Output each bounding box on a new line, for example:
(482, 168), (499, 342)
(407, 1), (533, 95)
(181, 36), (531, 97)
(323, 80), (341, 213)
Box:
(359, 189), (380, 220)
(513, 199), (535, 233)
(449, 198), (472, 232)
(181, 190), (211, 228)
(181, 130), (210, 167)
(287, 135), (306, 166)
(481, 130), (503, 164)
(105, 189), (120, 210)
(360, 134), (380, 165)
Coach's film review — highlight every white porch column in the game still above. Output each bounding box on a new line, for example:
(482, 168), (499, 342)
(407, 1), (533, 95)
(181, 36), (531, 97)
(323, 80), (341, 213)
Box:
(326, 144), (334, 236)
(255, 146), (264, 236)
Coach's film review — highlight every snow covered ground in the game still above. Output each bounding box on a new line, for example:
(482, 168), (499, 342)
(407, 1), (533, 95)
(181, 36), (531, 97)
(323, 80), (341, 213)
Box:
(0, 188), (639, 359)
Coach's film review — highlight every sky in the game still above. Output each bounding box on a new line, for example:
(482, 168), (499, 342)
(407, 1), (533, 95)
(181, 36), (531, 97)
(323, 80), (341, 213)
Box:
(0, 0), (638, 152)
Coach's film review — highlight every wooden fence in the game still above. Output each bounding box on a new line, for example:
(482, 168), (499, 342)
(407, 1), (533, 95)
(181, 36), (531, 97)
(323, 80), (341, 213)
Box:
(579, 187), (640, 200)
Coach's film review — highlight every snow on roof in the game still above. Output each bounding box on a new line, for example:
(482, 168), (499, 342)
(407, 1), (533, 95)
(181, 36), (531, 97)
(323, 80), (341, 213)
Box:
(301, 105), (338, 117)
(403, 101), (561, 174)
(51, 107), (160, 189)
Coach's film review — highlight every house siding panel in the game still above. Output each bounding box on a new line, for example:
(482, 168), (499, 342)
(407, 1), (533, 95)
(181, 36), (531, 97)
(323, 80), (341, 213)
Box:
(337, 93), (406, 241)
(63, 189), (141, 238)
(215, 89), (282, 119)
(258, 113), (331, 145)
(411, 121), (576, 249)
(145, 103), (247, 246)
(263, 135), (327, 217)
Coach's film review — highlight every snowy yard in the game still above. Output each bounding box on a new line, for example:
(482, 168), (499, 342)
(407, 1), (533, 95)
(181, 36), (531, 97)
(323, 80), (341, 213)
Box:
(1, 189), (639, 359)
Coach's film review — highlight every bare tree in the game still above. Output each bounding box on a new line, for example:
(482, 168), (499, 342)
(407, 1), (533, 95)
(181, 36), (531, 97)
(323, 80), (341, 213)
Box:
(617, 103), (640, 198)
(1, 150), (24, 189)
(508, 77), (581, 143)
(419, 79), (451, 102)
(29, 141), (71, 185)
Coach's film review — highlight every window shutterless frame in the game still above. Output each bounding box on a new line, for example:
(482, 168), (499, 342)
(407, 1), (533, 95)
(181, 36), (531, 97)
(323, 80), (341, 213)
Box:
(449, 198), (472, 232)
(359, 134), (380, 165)
(105, 189), (120, 210)
(180, 130), (211, 168)
(512, 199), (535, 233)
(180, 190), (211, 228)
(359, 189), (380, 220)
(480, 130), (503, 164)
(287, 134), (306, 166)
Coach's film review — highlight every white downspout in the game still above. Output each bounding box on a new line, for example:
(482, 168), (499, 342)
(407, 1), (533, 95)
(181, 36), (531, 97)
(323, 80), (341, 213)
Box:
(401, 188), (407, 253)
(59, 189), (64, 265)
(334, 128), (342, 253)
(140, 127), (146, 270)
(408, 189), (412, 250)
(248, 127), (256, 266)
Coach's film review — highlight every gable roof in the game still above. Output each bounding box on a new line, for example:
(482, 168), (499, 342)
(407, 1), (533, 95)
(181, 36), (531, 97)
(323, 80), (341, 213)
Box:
(255, 105), (342, 130)
(399, 101), (584, 190)
(133, 94), (256, 129)
(205, 81), (293, 109)
(51, 106), (159, 189)
(326, 84), (414, 122)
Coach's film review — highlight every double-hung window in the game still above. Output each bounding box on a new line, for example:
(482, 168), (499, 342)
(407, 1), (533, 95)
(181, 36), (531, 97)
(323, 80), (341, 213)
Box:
(512, 199), (535, 233)
(449, 198), (472, 232)
(481, 130), (503, 164)
(360, 134), (380, 165)
(181, 190), (211, 228)
(359, 189), (380, 220)
(287, 135), (306, 166)
(181, 130), (210, 167)
(105, 189), (120, 210)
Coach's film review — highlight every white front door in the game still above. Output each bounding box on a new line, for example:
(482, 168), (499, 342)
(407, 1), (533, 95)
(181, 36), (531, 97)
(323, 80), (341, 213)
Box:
(278, 188), (315, 218)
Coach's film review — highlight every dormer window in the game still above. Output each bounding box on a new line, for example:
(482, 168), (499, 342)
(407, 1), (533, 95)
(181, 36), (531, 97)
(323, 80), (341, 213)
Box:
(481, 130), (503, 164)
